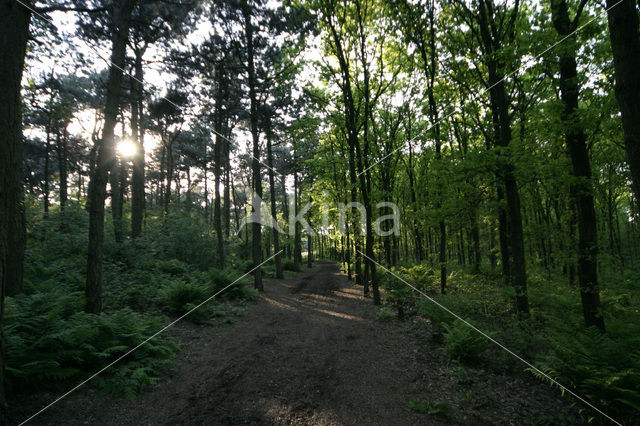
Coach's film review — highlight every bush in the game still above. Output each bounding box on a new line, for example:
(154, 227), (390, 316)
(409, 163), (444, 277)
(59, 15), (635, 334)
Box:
(442, 319), (487, 362)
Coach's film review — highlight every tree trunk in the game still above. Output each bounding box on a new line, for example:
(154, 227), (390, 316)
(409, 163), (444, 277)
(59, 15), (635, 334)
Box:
(57, 127), (68, 210)
(44, 120), (51, 216)
(130, 46), (146, 238)
(478, 0), (529, 315)
(551, 0), (605, 331)
(471, 215), (481, 273)
(266, 124), (283, 278)
(0, 1), (30, 415)
(223, 143), (231, 237)
(606, 0), (640, 212)
(110, 143), (123, 243)
(280, 172), (290, 259)
(85, 0), (135, 314)
(293, 169), (302, 269)
(243, 3), (263, 291)
(164, 139), (173, 216)
(355, 0), (379, 304)
(213, 63), (225, 267)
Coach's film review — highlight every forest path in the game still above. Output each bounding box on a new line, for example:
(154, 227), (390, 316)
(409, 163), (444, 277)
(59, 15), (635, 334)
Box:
(18, 261), (579, 425)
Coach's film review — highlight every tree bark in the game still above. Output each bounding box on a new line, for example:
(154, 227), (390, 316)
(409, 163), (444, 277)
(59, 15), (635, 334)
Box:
(44, 119), (51, 216)
(164, 137), (173, 216)
(477, 0), (529, 315)
(551, 0), (605, 331)
(266, 123), (283, 278)
(606, 0), (640, 212)
(57, 126), (69, 210)
(0, 1), (30, 414)
(110, 140), (123, 242)
(243, 3), (263, 290)
(130, 45), (146, 238)
(85, 0), (135, 314)
(213, 61), (225, 267)
(294, 167), (302, 269)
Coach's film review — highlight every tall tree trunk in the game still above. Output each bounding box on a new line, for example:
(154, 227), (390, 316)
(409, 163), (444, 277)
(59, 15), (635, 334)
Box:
(266, 123), (283, 278)
(294, 168), (302, 268)
(85, 0), (135, 314)
(421, 0), (446, 294)
(478, 0), (529, 315)
(495, 186), (510, 282)
(406, 164), (424, 261)
(325, 12), (362, 286)
(280, 172), (290, 259)
(551, 0), (605, 331)
(223, 141), (231, 237)
(606, 0), (640, 212)
(471, 214), (481, 273)
(243, 3), (262, 291)
(130, 46), (146, 238)
(110, 139), (123, 243)
(0, 4), (30, 414)
(213, 62), (225, 267)
(44, 120), (51, 216)
(164, 139), (173, 216)
(355, 0), (379, 304)
(57, 126), (69, 210)
(307, 195), (313, 268)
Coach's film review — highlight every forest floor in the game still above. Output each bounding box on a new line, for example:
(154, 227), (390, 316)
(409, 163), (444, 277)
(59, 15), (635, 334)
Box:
(13, 260), (583, 425)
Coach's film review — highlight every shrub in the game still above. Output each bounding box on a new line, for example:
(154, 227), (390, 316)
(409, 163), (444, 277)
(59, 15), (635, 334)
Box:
(442, 319), (487, 362)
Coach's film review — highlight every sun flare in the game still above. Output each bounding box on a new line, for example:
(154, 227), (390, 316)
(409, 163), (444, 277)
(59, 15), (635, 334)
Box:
(117, 139), (137, 158)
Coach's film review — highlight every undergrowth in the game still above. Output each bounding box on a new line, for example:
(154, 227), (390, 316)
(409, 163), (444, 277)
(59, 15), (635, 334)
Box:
(380, 261), (640, 422)
(7, 203), (257, 400)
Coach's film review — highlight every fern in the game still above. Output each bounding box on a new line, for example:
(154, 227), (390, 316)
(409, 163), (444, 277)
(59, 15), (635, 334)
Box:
(442, 319), (487, 362)
(4, 292), (178, 397)
(532, 324), (640, 416)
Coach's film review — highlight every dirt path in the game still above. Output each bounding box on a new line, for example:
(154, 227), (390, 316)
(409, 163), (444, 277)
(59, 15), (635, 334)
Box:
(15, 261), (581, 425)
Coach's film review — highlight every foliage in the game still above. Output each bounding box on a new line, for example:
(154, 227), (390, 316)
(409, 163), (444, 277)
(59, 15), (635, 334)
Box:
(531, 322), (640, 416)
(159, 280), (207, 314)
(143, 213), (217, 270)
(9, 205), (258, 398)
(4, 291), (177, 399)
(416, 298), (455, 328)
(388, 261), (640, 420)
(442, 320), (488, 362)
